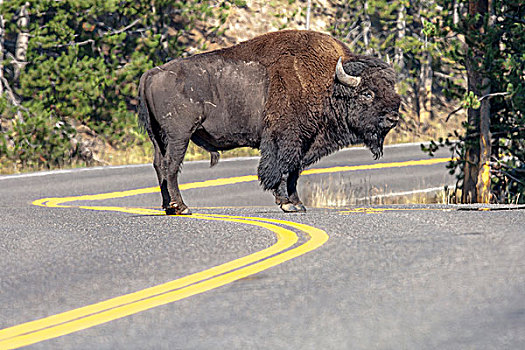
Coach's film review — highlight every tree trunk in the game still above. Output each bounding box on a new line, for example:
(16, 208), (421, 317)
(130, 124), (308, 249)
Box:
(462, 0), (492, 203)
(462, 88), (481, 203)
(362, 0), (371, 54)
(453, 0), (460, 26)
(395, 3), (406, 72)
(476, 77), (492, 203)
(305, 0), (312, 30)
(14, 2), (30, 83)
(414, 9), (433, 132)
(475, 0), (494, 203)
(419, 48), (433, 130)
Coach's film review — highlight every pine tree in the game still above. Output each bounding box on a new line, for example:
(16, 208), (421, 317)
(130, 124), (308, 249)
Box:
(0, 0), (232, 171)
(428, 0), (524, 203)
(331, 1), (444, 135)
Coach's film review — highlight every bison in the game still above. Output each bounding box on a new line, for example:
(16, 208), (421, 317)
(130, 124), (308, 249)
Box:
(138, 30), (400, 215)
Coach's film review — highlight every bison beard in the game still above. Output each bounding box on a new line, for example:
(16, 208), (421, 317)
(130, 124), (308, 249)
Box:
(138, 30), (401, 214)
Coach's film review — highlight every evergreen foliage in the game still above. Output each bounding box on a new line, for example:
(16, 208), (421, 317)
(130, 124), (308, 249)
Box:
(423, 0), (524, 203)
(0, 0), (230, 170)
(331, 0), (523, 203)
(1, 0), (522, 203)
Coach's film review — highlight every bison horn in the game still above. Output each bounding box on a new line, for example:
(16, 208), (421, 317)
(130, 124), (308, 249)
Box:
(336, 57), (361, 87)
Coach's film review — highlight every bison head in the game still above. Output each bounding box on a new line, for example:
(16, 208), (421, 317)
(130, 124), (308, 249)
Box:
(332, 56), (401, 159)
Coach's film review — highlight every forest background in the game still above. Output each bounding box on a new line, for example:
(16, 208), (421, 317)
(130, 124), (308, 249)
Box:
(0, 0), (523, 203)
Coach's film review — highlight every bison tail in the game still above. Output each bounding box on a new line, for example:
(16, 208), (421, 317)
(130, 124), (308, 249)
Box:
(210, 151), (220, 167)
(138, 70), (168, 156)
(137, 71), (152, 136)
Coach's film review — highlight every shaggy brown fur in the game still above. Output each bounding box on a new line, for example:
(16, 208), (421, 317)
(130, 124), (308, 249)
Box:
(218, 30), (352, 128)
(138, 30), (400, 214)
(217, 30), (358, 189)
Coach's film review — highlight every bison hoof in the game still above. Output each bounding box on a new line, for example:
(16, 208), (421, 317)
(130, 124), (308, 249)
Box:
(165, 207), (177, 215)
(180, 208), (192, 215)
(165, 204), (192, 215)
(280, 203), (303, 213)
(294, 203), (307, 212)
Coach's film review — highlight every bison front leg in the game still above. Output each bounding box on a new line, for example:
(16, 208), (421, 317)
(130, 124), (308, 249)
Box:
(258, 134), (304, 213)
(272, 173), (305, 213)
(164, 139), (192, 215)
(286, 169), (306, 212)
(272, 173), (293, 212)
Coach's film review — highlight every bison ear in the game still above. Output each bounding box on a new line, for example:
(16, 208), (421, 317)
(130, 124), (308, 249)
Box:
(335, 57), (361, 87)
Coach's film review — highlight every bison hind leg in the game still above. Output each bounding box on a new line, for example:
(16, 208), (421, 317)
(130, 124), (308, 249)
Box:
(210, 151), (220, 167)
(163, 135), (193, 215)
(152, 141), (172, 210)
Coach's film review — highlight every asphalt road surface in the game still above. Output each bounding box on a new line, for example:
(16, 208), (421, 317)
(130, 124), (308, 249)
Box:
(1, 143), (524, 349)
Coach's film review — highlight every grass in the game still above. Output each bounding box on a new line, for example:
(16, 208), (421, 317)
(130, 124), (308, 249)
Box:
(0, 141), (259, 175)
(300, 175), (460, 207)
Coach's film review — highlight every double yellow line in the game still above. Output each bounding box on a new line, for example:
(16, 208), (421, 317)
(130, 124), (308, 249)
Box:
(1, 194), (328, 349)
(1, 156), (450, 348)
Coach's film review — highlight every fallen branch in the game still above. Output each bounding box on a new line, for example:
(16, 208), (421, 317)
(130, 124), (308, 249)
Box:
(0, 76), (19, 106)
(433, 71), (458, 81)
(445, 106), (463, 122)
(6, 52), (27, 66)
(497, 168), (525, 186)
(0, 75), (28, 121)
(54, 38), (94, 48)
(107, 18), (142, 36)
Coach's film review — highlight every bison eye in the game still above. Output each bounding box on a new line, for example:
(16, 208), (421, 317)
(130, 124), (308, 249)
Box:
(362, 90), (374, 100)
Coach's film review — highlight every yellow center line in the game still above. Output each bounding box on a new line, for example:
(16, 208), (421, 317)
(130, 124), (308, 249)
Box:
(31, 157), (452, 208)
(301, 157), (451, 175)
(0, 211), (312, 348)
(1, 157), (450, 348)
(1, 199), (327, 349)
(339, 207), (442, 214)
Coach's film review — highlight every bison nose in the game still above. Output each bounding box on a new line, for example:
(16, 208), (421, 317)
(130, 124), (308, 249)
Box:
(384, 113), (399, 128)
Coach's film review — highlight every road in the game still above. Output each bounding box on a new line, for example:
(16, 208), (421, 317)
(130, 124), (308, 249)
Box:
(0, 143), (524, 349)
